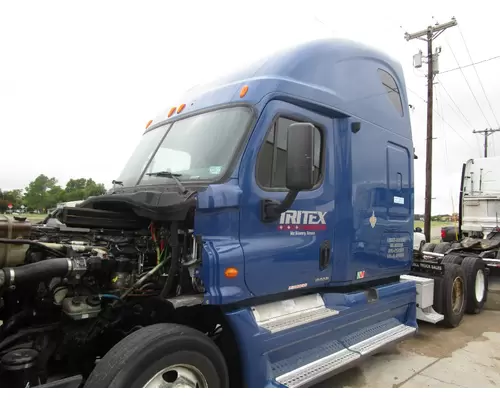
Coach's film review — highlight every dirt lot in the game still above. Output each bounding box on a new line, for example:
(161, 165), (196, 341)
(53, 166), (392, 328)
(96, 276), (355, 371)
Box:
(315, 277), (500, 388)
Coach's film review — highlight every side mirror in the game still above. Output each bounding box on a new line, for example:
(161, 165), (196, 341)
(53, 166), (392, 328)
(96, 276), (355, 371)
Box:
(286, 123), (315, 191)
(260, 122), (316, 223)
(415, 227), (422, 233)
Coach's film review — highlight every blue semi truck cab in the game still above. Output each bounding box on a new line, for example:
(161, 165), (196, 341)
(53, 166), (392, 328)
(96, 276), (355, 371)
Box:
(0, 38), (487, 389)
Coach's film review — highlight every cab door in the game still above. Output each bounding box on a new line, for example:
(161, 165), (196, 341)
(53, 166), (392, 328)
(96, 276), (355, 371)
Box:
(239, 100), (335, 297)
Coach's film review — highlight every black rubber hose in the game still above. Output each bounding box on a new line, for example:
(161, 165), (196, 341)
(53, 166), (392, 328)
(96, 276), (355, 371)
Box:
(0, 258), (71, 287)
(0, 239), (66, 258)
(160, 221), (179, 298)
(1, 309), (33, 338)
(0, 323), (60, 353)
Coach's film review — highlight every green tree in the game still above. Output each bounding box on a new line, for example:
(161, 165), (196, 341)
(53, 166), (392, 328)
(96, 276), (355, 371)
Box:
(84, 179), (106, 197)
(0, 189), (24, 212)
(64, 178), (106, 201)
(65, 178), (87, 192)
(23, 175), (62, 211)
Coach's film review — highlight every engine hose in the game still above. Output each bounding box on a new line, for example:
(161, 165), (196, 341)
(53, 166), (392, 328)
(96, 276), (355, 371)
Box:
(160, 243), (179, 298)
(0, 323), (60, 353)
(0, 258), (74, 288)
(0, 238), (66, 258)
(160, 221), (180, 298)
(0, 309), (34, 339)
(116, 257), (168, 303)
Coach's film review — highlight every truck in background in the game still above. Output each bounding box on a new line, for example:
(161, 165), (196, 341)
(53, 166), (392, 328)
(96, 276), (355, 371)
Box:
(437, 156), (500, 243)
(460, 156), (500, 238)
(422, 156), (500, 265)
(0, 38), (488, 388)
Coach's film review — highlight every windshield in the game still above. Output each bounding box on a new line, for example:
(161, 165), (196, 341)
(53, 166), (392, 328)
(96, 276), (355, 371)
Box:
(117, 106), (253, 187)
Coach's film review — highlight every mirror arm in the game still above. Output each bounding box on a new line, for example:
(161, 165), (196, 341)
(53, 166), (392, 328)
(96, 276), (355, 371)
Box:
(260, 190), (299, 223)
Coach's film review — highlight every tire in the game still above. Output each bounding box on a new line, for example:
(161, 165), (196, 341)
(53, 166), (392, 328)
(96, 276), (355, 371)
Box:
(436, 263), (467, 328)
(84, 323), (229, 388)
(442, 254), (464, 266)
(461, 257), (488, 315)
(422, 243), (436, 252)
(434, 242), (452, 254)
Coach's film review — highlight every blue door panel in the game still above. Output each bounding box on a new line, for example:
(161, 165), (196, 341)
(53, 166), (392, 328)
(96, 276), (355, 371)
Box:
(238, 100), (335, 297)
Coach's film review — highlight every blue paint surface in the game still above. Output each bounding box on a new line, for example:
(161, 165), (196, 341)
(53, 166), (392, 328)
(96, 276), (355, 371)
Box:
(225, 280), (417, 387)
(151, 38), (418, 386)
(172, 38), (415, 304)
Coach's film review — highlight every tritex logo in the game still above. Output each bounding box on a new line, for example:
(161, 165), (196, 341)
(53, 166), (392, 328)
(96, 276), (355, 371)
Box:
(356, 271), (366, 279)
(278, 210), (327, 236)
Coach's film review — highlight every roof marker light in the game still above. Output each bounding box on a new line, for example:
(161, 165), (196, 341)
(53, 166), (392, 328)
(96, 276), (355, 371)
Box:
(168, 107), (176, 117)
(177, 103), (186, 114)
(240, 85), (249, 98)
(145, 120), (153, 129)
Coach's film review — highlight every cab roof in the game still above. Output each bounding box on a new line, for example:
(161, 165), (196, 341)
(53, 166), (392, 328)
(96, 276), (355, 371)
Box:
(151, 38), (411, 137)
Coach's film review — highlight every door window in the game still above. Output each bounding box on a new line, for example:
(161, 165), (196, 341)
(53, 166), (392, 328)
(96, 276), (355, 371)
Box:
(256, 117), (323, 189)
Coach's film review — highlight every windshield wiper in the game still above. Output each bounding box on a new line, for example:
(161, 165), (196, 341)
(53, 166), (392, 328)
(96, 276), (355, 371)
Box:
(146, 171), (188, 195)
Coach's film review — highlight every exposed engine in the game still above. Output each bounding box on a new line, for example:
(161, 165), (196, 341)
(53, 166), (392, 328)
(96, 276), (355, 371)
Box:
(0, 198), (205, 387)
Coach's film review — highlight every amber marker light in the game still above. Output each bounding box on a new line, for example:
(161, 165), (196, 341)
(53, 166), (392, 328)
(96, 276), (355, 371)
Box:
(224, 267), (239, 279)
(145, 120), (153, 129)
(177, 103), (186, 114)
(239, 85), (249, 98)
(167, 107), (176, 117)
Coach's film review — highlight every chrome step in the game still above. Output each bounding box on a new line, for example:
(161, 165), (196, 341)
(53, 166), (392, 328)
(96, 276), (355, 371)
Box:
(252, 293), (339, 334)
(417, 306), (444, 324)
(347, 324), (416, 355)
(275, 348), (359, 388)
(275, 322), (416, 387)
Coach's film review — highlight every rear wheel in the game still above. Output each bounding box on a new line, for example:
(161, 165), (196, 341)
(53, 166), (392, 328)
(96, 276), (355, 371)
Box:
(461, 257), (488, 314)
(442, 254), (464, 266)
(436, 263), (467, 328)
(84, 324), (229, 388)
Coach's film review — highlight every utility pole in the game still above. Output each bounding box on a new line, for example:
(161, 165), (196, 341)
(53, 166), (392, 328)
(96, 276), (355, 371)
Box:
(404, 17), (458, 243)
(473, 128), (500, 157)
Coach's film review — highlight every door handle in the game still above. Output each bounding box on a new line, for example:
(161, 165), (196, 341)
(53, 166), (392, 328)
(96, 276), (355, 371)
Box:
(319, 240), (331, 270)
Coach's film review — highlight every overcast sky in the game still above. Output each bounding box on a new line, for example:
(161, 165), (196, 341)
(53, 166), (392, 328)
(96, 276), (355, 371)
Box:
(1, 0), (499, 215)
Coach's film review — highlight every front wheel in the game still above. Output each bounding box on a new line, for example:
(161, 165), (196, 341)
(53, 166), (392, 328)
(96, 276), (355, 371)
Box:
(84, 324), (229, 388)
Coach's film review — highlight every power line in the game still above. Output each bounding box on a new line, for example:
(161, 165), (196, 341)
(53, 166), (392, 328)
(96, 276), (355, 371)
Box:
(435, 86), (450, 167)
(435, 86), (457, 214)
(440, 55), (500, 74)
(445, 37), (493, 128)
(457, 25), (499, 157)
(407, 86), (471, 146)
(458, 26), (500, 127)
(436, 77), (473, 129)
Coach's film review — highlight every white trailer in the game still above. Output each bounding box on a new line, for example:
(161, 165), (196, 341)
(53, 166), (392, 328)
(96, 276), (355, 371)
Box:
(462, 156), (500, 237)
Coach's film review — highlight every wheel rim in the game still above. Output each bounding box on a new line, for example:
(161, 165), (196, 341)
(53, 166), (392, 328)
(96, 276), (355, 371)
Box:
(451, 276), (465, 314)
(475, 269), (485, 303)
(143, 364), (208, 388)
